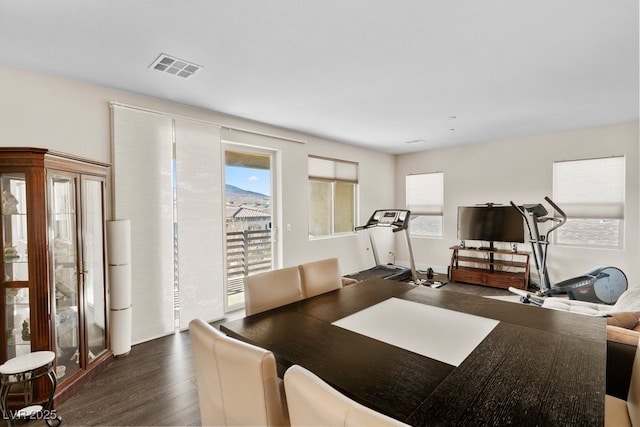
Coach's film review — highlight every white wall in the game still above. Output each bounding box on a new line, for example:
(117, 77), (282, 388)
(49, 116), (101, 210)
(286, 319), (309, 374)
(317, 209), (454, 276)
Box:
(395, 121), (640, 287)
(0, 65), (395, 278)
(3, 62), (638, 310)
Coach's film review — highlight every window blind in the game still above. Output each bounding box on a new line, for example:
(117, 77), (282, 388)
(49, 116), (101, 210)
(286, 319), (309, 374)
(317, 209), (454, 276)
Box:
(553, 156), (624, 219)
(308, 156), (358, 183)
(112, 105), (175, 343)
(406, 172), (444, 215)
(174, 118), (223, 330)
(111, 105), (225, 343)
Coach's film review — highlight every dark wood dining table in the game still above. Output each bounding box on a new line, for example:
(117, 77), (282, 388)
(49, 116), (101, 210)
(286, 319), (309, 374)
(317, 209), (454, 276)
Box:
(220, 278), (606, 426)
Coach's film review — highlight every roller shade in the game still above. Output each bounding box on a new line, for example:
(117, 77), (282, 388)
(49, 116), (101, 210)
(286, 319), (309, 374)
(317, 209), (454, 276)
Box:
(406, 172), (444, 215)
(308, 156), (358, 183)
(553, 156), (624, 219)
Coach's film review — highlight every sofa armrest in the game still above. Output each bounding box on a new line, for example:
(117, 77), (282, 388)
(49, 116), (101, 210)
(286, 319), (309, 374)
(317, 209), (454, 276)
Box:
(607, 325), (640, 346)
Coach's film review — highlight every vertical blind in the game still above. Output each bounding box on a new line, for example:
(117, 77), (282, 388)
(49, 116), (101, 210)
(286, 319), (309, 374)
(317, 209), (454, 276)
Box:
(174, 119), (223, 330)
(553, 156), (624, 219)
(111, 105), (224, 343)
(406, 172), (444, 215)
(112, 106), (175, 343)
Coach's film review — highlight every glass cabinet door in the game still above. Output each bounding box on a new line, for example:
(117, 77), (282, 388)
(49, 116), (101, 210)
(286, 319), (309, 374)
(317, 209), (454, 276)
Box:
(49, 173), (80, 381)
(0, 149), (111, 401)
(49, 172), (108, 380)
(81, 178), (107, 363)
(1, 174), (30, 361)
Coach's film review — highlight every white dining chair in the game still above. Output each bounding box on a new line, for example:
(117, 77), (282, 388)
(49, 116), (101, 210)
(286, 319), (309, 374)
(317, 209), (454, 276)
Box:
(299, 258), (353, 298)
(244, 266), (304, 315)
(284, 364), (409, 426)
(189, 318), (289, 426)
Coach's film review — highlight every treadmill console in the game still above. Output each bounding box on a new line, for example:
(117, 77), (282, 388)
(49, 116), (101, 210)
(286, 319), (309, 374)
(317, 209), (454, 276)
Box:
(356, 209), (411, 232)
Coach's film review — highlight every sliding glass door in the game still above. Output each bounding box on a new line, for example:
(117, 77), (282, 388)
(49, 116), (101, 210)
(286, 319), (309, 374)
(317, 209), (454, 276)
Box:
(223, 146), (276, 311)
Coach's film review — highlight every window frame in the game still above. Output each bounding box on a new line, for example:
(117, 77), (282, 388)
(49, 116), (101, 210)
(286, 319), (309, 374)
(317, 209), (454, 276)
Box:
(552, 156), (625, 249)
(405, 172), (444, 238)
(308, 156), (358, 239)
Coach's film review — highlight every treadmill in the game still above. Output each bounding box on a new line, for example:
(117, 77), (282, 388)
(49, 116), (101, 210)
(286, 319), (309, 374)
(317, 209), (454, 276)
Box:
(345, 209), (421, 283)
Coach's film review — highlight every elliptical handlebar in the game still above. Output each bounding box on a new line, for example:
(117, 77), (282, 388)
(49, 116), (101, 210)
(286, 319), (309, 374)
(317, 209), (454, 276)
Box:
(510, 201), (529, 227)
(543, 196), (566, 237)
(509, 201), (525, 217)
(510, 196), (567, 293)
(510, 197), (566, 239)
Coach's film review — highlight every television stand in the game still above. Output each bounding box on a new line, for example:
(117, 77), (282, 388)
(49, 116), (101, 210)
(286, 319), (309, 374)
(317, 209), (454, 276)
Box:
(449, 246), (529, 290)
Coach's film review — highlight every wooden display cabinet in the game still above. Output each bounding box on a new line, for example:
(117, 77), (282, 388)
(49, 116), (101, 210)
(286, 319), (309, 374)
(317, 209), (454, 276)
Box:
(449, 246), (530, 290)
(0, 148), (112, 405)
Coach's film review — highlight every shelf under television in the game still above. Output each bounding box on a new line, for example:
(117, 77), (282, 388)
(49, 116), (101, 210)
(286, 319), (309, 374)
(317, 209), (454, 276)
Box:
(449, 246), (530, 290)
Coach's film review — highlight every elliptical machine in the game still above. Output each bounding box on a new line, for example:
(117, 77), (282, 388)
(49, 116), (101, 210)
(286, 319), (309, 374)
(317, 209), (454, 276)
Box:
(508, 196), (627, 305)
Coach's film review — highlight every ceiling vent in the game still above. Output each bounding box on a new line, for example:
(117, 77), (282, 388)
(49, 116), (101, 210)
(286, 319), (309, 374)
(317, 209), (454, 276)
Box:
(149, 53), (202, 78)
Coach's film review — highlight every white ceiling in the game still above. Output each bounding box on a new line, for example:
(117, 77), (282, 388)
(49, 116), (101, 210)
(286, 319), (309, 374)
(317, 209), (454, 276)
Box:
(0, 1), (638, 154)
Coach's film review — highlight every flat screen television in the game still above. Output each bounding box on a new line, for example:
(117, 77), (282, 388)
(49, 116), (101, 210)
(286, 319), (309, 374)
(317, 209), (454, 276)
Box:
(457, 205), (525, 244)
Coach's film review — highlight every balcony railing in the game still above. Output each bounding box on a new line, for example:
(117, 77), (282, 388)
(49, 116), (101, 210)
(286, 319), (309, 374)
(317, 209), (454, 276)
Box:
(226, 229), (272, 295)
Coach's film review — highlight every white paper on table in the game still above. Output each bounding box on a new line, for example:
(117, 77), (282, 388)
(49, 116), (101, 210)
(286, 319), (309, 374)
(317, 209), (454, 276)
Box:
(332, 297), (499, 366)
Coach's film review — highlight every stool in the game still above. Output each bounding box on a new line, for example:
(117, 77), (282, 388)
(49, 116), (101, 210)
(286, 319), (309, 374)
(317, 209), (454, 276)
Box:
(0, 351), (61, 426)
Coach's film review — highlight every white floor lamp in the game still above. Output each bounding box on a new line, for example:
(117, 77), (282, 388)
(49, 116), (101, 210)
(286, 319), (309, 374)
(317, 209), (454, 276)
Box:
(107, 219), (132, 356)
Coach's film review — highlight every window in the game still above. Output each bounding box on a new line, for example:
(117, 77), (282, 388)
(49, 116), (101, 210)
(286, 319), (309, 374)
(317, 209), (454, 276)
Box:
(308, 156), (357, 237)
(406, 172), (444, 237)
(553, 156), (625, 248)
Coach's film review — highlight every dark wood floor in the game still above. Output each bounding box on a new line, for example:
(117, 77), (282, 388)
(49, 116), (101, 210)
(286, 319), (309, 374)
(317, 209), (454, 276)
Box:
(49, 281), (511, 426)
(57, 330), (202, 426)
